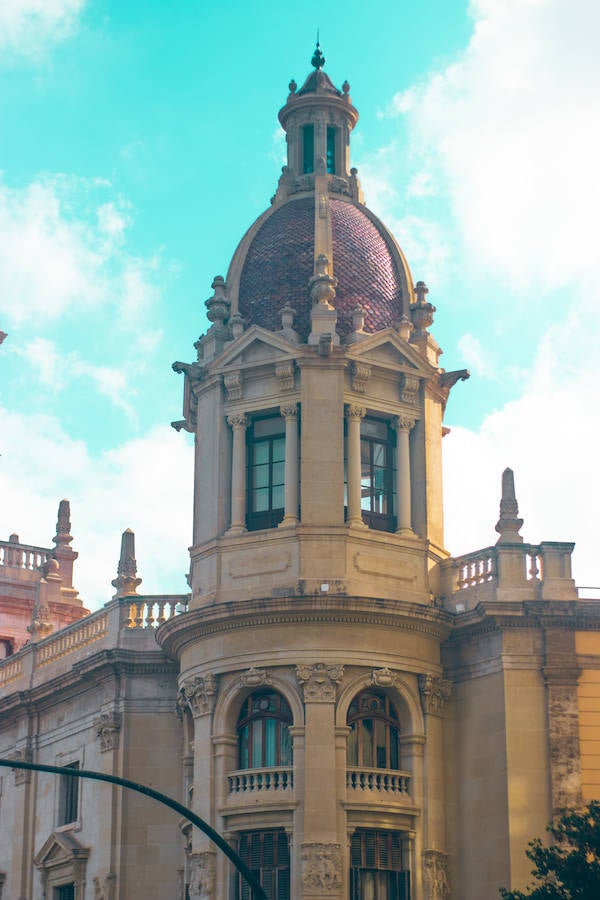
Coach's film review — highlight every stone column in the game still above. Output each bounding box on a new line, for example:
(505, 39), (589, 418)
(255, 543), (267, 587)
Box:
(227, 414), (248, 534)
(393, 415), (415, 534)
(345, 405), (366, 529)
(418, 674), (451, 900)
(280, 403), (299, 527)
(543, 630), (583, 813)
(296, 664), (345, 900)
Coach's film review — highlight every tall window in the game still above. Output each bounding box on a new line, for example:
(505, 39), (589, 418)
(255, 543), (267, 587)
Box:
(237, 830), (290, 900)
(347, 691), (400, 770)
(326, 126), (337, 174)
(360, 418), (395, 532)
(238, 690), (292, 769)
(303, 125), (314, 174)
(247, 417), (285, 531)
(350, 831), (410, 900)
(58, 762), (79, 826)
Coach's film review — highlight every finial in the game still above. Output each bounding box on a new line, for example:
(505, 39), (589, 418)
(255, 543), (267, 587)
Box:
(111, 528), (142, 598)
(53, 499), (73, 546)
(342, 80), (350, 95)
(311, 40), (325, 70)
(495, 468), (524, 544)
(288, 78), (297, 94)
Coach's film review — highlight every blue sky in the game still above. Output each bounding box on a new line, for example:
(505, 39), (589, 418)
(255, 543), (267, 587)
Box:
(1, 0), (598, 608)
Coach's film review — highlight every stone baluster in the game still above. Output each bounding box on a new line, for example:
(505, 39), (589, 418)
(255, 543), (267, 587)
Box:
(393, 415), (415, 534)
(227, 414), (248, 534)
(280, 404), (299, 526)
(345, 405), (367, 529)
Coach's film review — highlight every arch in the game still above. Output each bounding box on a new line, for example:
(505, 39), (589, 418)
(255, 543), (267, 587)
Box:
(212, 671), (304, 739)
(336, 671), (424, 738)
(237, 689), (293, 769)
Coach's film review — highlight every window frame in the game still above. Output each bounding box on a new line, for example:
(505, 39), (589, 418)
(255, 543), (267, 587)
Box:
(237, 690), (293, 770)
(236, 829), (290, 900)
(246, 416), (286, 532)
(360, 417), (396, 532)
(347, 690), (401, 771)
(350, 830), (411, 900)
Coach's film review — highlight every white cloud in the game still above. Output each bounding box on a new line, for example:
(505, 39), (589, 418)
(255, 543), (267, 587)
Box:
(0, 406), (194, 610)
(457, 333), (495, 379)
(0, 175), (161, 330)
(0, 0), (84, 56)
(402, 0), (600, 589)
(393, 0), (600, 293)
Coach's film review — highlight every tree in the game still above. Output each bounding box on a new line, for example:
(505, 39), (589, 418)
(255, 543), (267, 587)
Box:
(500, 802), (600, 899)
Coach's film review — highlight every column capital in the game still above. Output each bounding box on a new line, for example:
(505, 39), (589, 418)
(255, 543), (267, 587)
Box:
(227, 413), (248, 430)
(280, 402), (298, 420)
(393, 414), (416, 433)
(345, 403), (366, 421)
(179, 674), (218, 718)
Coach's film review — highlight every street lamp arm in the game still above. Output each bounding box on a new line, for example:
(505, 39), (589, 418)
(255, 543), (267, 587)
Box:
(0, 758), (268, 900)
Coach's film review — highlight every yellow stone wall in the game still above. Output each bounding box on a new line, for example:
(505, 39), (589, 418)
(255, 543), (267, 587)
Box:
(576, 631), (600, 801)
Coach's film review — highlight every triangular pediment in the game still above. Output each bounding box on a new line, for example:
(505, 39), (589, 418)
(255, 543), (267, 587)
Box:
(211, 326), (297, 373)
(34, 831), (90, 868)
(347, 329), (434, 376)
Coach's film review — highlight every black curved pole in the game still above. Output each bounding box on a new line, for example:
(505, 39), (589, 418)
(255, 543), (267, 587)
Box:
(0, 759), (267, 900)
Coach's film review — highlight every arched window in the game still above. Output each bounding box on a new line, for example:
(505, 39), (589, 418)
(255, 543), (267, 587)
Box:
(238, 690), (292, 769)
(347, 690), (400, 770)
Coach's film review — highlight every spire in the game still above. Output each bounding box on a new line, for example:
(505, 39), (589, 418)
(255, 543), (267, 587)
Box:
(111, 529), (142, 598)
(495, 468), (524, 544)
(311, 40), (325, 70)
(53, 499), (73, 546)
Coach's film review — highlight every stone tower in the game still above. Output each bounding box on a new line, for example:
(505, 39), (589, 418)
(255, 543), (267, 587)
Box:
(163, 45), (469, 900)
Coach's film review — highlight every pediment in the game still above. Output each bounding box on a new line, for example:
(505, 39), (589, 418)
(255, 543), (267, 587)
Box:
(212, 326), (297, 373)
(34, 831), (90, 868)
(347, 329), (433, 376)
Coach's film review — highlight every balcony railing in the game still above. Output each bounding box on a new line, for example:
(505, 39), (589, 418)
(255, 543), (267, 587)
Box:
(228, 767), (294, 795)
(346, 767), (411, 796)
(0, 540), (51, 571)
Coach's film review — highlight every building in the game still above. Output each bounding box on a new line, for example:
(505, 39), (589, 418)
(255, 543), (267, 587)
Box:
(1, 45), (600, 900)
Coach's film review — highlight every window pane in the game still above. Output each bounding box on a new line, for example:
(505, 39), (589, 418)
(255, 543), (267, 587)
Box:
(362, 719), (374, 767)
(272, 461), (285, 485)
(280, 724), (292, 766)
(272, 438), (285, 462)
(252, 720), (263, 766)
(375, 718), (387, 768)
(253, 488), (269, 512)
(254, 419), (285, 438)
(326, 126), (336, 174)
(254, 443), (269, 465)
(372, 443), (385, 467)
(264, 718), (277, 767)
(240, 725), (249, 768)
(390, 728), (399, 770)
(253, 464), (270, 489)
(362, 419), (388, 440)
(272, 485), (284, 510)
(303, 125), (314, 174)
(347, 724), (358, 765)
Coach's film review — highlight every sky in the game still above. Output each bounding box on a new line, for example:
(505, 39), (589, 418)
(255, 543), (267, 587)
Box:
(0, 0), (598, 609)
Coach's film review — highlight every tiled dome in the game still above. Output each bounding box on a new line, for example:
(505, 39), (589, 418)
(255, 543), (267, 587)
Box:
(236, 196), (405, 341)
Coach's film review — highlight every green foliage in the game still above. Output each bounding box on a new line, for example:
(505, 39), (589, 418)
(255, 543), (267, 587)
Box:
(500, 802), (600, 899)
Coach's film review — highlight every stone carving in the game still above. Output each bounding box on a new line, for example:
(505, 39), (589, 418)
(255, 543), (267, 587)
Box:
(400, 373), (420, 406)
(227, 413), (248, 431)
(296, 663), (344, 702)
(111, 529), (142, 598)
(11, 743), (32, 785)
(94, 711), (122, 753)
(351, 362), (371, 393)
(301, 842), (342, 893)
(223, 371), (243, 401)
(239, 666), (272, 688)
(329, 176), (351, 196)
(275, 362), (295, 391)
(345, 404), (366, 421)
(180, 674), (218, 717)
(495, 467), (524, 544)
(418, 674), (451, 715)
(394, 414), (416, 433)
(280, 403), (298, 421)
(93, 874), (116, 900)
(188, 851), (216, 900)
(423, 849), (449, 900)
(369, 667), (398, 688)
(545, 676), (583, 812)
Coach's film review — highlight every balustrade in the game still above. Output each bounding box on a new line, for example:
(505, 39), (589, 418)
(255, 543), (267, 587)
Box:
(0, 540), (51, 571)
(455, 548), (496, 590)
(125, 596), (188, 629)
(38, 612), (109, 665)
(228, 767), (294, 795)
(346, 767), (411, 796)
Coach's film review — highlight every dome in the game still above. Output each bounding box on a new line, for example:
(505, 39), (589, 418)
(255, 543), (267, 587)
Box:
(231, 195), (410, 341)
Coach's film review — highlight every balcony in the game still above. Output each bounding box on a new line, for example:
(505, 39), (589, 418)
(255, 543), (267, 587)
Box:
(228, 767), (294, 796)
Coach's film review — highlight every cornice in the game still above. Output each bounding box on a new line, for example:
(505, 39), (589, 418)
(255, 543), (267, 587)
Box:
(157, 596), (453, 660)
(444, 599), (600, 645)
(0, 648), (178, 716)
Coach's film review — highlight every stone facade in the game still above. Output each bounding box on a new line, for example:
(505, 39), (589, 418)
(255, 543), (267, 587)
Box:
(1, 45), (600, 900)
